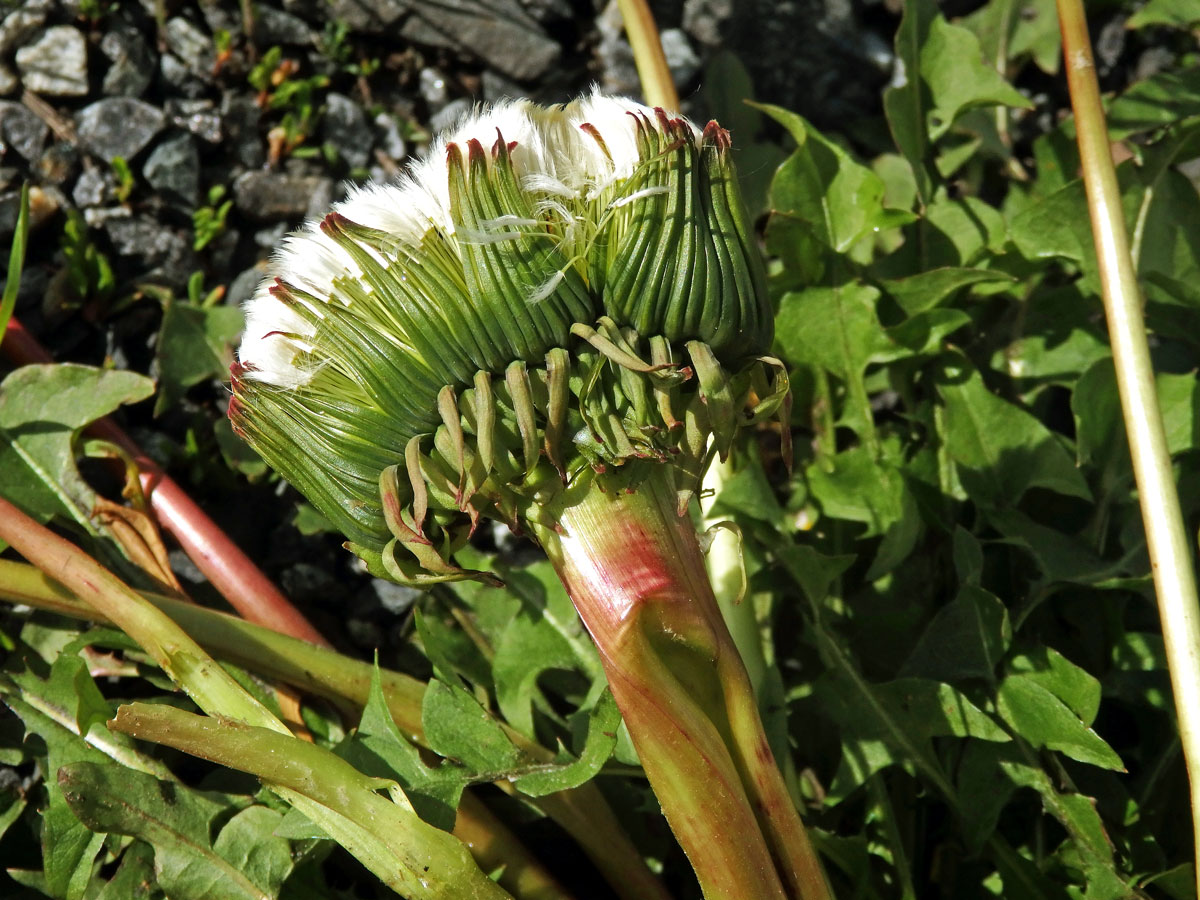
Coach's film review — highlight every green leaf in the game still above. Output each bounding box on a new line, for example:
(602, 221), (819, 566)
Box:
(805, 444), (922, 577)
(1127, 0), (1200, 28)
(816, 657), (1009, 799)
(0, 364), (154, 533)
(880, 266), (1015, 317)
(996, 675), (1124, 770)
(918, 15), (1033, 141)
(756, 103), (912, 253)
(211, 806), (295, 897)
(936, 355), (1092, 506)
(901, 585), (1012, 683)
(1107, 68), (1200, 139)
(1008, 646), (1101, 724)
(340, 663), (466, 832)
(884, 0), (937, 203)
(960, 0), (1061, 75)
(93, 842), (158, 900)
(421, 679), (523, 774)
(59, 761), (275, 900)
(513, 690), (621, 797)
(492, 607), (579, 737)
(154, 295), (243, 415)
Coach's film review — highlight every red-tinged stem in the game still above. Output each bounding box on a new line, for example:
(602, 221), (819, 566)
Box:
(1, 316), (329, 647)
(534, 470), (833, 900)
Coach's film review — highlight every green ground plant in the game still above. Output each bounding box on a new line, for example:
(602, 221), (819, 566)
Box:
(1, 0), (1199, 898)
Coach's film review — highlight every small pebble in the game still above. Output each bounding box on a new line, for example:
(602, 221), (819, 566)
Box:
(75, 97), (165, 161)
(143, 131), (200, 204)
(15, 26), (89, 97)
(0, 101), (49, 163)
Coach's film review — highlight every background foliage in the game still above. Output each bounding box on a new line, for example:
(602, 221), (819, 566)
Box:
(2, 0), (1200, 897)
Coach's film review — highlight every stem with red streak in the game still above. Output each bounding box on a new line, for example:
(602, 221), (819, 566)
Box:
(532, 469), (833, 900)
(2, 315), (329, 647)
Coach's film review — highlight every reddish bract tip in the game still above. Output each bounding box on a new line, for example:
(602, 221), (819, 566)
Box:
(703, 120), (732, 153)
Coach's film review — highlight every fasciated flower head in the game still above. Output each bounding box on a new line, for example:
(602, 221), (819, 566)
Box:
(231, 92), (785, 582)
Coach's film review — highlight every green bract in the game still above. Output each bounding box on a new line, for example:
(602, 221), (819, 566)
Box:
(231, 93), (785, 582)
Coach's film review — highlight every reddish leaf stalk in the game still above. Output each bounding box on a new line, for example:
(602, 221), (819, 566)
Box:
(535, 470), (832, 900)
(2, 315), (329, 647)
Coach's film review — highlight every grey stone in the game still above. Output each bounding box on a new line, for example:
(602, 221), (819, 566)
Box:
(220, 94), (264, 169)
(0, 65), (18, 96)
(73, 166), (116, 207)
(166, 98), (222, 143)
(159, 53), (206, 98)
(682, 0), (730, 46)
(429, 97), (471, 134)
(227, 266), (266, 307)
(0, 5), (48, 56)
(404, 0), (560, 81)
(369, 578), (420, 615)
(323, 0), (408, 33)
(104, 215), (196, 286)
(75, 97), (165, 161)
(15, 26), (88, 97)
(322, 92), (373, 168)
(164, 17), (215, 78)
(143, 131), (199, 204)
(516, 0), (572, 22)
(100, 21), (155, 97)
(253, 222), (288, 248)
(252, 5), (313, 45)
(0, 101), (48, 162)
(481, 69), (523, 102)
(419, 67), (449, 109)
(659, 28), (699, 85)
(234, 171), (335, 222)
(373, 111), (406, 161)
(596, 1), (640, 96)
(82, 205), (130, 228)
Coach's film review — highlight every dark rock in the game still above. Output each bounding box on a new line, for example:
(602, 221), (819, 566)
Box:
(252, 5), (314, 45)
(403, 0), (561, 81)
(73, 166), (116, 207)
(234, 171), (335, 222)
(322, 93), (373, 168)
(0, 3), (49, 56)
(323, 0), (409, 34)
(220, 94), (265, 169)
(159, 54), (207, 98)
(15, 25), (88, 97)
(103, 215), (196, 286)
(517, 0), (573, 22)
(482, 69), (524, 102)
(100, 21), (156, 97)
(34, 142), (78, 185)
(253, 222), (289, 248)
(227, 266), (267, 307)
(367, 578), (420, 615)
(164, 17), (216, 79)
(596, 2), (640, 96)
(143, 131), (200, 204)
(280, 563), (338, 603)
(76, 97), (165, 161)
(0, 101), (48, 162)
(682, 0), (728, 45)
(166, 98), (222, 143)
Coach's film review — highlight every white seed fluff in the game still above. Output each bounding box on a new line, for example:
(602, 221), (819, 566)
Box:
(238, 91), (699, 389)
